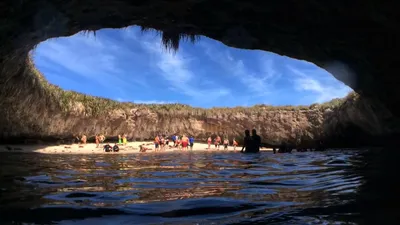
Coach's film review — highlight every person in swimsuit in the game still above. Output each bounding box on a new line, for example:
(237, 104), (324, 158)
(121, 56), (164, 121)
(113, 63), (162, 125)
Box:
(223, 138), (229, 150)
(95, 135), (100, 148)
(160, 136), (165, 150)
(207, 137), (212, 150)
(181, 135), (189, 151)
(233, 138), (238, 151)
(81, 134), (87, 145)
(154, 135), (160, 151)
(139, 143), (152, 152)
(216, 135), (221, 150)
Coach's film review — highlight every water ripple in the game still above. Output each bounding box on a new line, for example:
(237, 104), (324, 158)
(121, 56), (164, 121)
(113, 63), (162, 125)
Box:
(0, 150), (370, 224)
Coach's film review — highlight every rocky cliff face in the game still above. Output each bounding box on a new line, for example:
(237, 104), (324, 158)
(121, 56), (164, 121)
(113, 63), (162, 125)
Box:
(0, 58), (396, 146)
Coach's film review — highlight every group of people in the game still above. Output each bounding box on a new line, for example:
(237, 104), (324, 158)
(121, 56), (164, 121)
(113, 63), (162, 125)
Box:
(154, 134), (195, 151)
(118, 134), (128, 145)
(240, 129), (261, 153)
(206, 135), (239, 150)
(102, 143), (120, 152)
(75, 129), (262, 154)
(78, 134), (123, 152)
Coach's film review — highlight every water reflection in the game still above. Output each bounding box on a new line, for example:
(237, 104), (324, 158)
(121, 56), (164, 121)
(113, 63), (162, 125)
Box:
(0, 150), (397, 224)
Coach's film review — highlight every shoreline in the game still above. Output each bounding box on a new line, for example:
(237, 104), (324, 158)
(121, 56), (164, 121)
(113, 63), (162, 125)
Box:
(0, 142), (273, 154)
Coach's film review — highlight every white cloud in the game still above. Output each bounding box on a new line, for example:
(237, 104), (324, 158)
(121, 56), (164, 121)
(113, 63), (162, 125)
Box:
(138, 34), (231, 102)
(201, 43), (280, 98)
(33, 31), (146, 90)
(288, 66), (352, 103)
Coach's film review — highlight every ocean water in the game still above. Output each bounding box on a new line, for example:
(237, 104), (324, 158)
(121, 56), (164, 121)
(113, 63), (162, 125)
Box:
(0, 149), (398, 225)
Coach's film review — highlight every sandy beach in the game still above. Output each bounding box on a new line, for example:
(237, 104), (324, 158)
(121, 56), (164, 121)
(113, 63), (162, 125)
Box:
(0, 142), (273, 154)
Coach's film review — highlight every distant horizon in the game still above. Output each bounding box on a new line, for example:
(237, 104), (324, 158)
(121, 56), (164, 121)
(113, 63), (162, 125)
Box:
(33, 26), (352, 108)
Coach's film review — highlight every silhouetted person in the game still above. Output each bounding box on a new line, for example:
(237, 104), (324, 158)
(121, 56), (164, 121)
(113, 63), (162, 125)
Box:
(250, 129), (261, 153)
(279, 142), (287, 153)
(241, 130), (252, 153)
(315, 140), (325, 151)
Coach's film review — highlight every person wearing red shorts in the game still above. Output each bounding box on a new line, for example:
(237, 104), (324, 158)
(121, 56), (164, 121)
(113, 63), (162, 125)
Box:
(207, 137), (212, 150)
(181, 135), (189, 151)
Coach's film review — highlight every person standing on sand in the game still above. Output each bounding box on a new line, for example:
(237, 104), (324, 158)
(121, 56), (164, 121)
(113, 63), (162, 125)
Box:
(241, 130), (252, 153)
(207, 137), (212, 150)
(233, 138), (238, 151)
(95, 135), (100, 148)
(223, 138), (229, 150)
(177, 138), (182, 150)
(189, 136), (194, 151)
(118, 135), (122, 144)
(81, 134), (87, 145)
(122, 134), (127, 146)
(100, 134), (105, 143)
(160, 136), (165, 151)
(216, 135), (221, 150)
(154, 135), (160, 151)
(171, 135), (176, 146)
(181, 135), (189, 151)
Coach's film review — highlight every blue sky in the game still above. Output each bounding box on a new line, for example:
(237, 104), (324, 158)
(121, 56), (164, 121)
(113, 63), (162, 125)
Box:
(32, 26), (352, 108)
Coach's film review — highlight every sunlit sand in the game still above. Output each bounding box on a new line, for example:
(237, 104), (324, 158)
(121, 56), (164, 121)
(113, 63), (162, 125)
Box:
(0, 142), (273, 154)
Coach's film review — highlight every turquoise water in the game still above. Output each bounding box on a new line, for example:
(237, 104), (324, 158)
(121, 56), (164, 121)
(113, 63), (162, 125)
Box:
(0, 150), (396, 224)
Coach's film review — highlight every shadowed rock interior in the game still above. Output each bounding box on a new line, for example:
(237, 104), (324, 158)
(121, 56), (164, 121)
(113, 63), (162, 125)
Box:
(1, 0), (399, 146)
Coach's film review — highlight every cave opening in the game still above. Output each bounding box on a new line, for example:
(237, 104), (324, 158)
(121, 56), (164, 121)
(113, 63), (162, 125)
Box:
(32, 26), (351, 108)
(2, 25), (389, 146)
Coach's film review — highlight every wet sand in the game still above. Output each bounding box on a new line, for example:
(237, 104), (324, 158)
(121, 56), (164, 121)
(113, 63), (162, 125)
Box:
(0, 142), (273, 154)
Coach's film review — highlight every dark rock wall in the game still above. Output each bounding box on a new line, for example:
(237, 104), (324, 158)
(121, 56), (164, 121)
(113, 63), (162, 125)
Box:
(1, 0), (399, 146)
